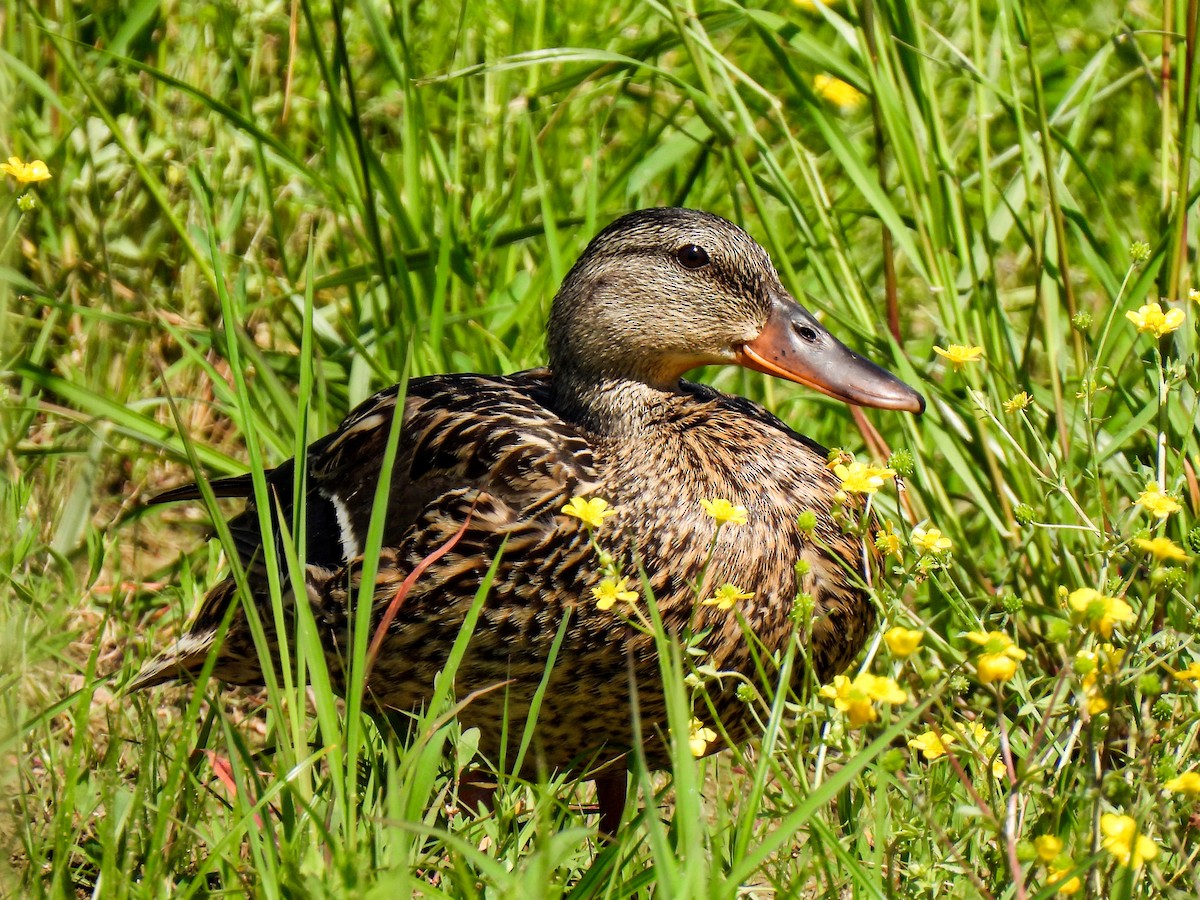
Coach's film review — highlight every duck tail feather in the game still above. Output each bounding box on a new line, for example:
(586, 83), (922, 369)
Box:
(148, 473), (257, 505)
(125, 628), (218, 692)
(126, 579), (245, 693)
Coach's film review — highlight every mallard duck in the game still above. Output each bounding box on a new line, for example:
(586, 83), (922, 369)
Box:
(132, 208), (923, 832)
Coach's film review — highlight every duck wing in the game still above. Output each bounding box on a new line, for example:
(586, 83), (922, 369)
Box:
(130, 369), (601, 691)
(150, 368), (599, 576)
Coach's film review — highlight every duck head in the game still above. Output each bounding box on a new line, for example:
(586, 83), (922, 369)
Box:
(548, 208), (924, 416)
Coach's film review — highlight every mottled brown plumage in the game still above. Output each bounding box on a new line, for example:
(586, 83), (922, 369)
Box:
(133, 208), (923, 824)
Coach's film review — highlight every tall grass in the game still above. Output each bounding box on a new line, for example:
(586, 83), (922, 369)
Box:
(2, 0), (1198, 895)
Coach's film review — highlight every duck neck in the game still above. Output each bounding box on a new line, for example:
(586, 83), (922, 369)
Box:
(550, 364), (680, 436)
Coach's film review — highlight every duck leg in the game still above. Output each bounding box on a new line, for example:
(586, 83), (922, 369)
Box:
(594, 769), (628, 837)
(457, 770), (498, 816)
(457, 768), (627, 835)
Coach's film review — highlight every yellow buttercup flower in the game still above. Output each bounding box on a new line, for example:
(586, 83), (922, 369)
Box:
(833, 460), (897, 495)
(875, 521), (903, 559)
(1164, 771), (1200, 795)
(700, 497), (748, 527)
(0, 156), (51, 184)
(825, 448), (852, 469)
(561, 495), (616, 529)
(1100, 813), (1158, 868)
(911, 526), (952, 556)
(965, 631), (1025, 685)
(1136, 482), (1182, 518)
(908, 728), (955, 761)
(812, 74), (865, 111)
(1174, 661), (1200, 681)
(954, 721), (989, 744)
(591, 576), (638, 611)
(965, 630), (1016, 651)
(1135, 536), (1191, 563)
(884, 626), (923, 657)
(866, 675), (908, 705)
(977, 654), (1020, 684)
(910, 722), (985, 766)
(820, 676), (874, 727)
(701, 583), (754, 610)
(933, 344), (984, 370)
(1076, 644), (1122, 715)
(1003, 391), (1032, 413)
(1066, 587), (1135, 638)
(687, 717), (717, 757)
(1034, 834), (1063, 864)
(1047, 866), (1081, 895)
(819, 673), (908, 727)
(1126, 301), (1185, 337)
(1079, 644), (1124, 677)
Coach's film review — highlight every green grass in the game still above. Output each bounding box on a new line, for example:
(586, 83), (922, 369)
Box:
(3, 0), (1199, 895)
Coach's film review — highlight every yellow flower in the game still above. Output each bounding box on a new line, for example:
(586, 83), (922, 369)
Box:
(1164, 771), (1200, 795)
(591, 576), (638, 611)
(700, 497), (748, 527)
(875, 521), (903, 559)
(1174, 661), (1200, 681)
(977, 653), (1020, 684)
(1190, 288), (1199, 305)
(1034, 834), (1063, 864)
(865, 674), (908, 705)
(561, 495), (616, 529)
(1136, 482), (1182, 518)
(911, 526), (952, 556)
(884, 626), (923, 657)
(933, 344), (984, 370)
(992, 757), (1008, 780)
(702, 583), (754, 610)
(1076, 641), (1124, 713)
(1135, 536), (1191, 563)
(0, 156), (51, 184)
(833, 461), (897, 494)
(825, 448), (853, 469)
(1100, 813), (1158, 868)
(954, 720), (989, 744)
(1066, 587), (1135, 638)
(1003, 391), (1032, 413)
(1126, 301), (1185, 337)
(812, 74), (865, 111)
(819, 673), (908, 727)
(965, 631), (1026, 685)
(1077, 644), (1124, 685)
(687, 717), (717, 757)
(965, 630), (1017, 652)
(1047, 866), (1081, 895)
(908, 728), (955, 761)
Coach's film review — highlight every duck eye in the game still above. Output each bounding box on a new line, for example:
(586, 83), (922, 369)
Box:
(675, 244), (710, 269)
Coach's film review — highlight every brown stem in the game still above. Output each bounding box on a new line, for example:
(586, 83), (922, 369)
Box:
(364, 500), (477, 682)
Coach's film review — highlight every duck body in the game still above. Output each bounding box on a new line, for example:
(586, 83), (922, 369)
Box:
(134, 208), (922, 779)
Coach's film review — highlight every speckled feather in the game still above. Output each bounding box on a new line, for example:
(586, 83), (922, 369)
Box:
(135, 371), (873, 769)
(132, 208), (913, 775)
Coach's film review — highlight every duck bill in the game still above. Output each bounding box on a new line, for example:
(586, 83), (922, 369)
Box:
(735, 292), (925, 414)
